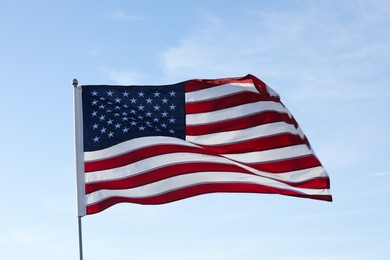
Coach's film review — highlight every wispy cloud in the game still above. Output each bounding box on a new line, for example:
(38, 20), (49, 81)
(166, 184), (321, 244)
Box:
(372, 171), (390, 177)
(160, 12), (259, 80)
(160, 0), (390, 101)
(101, 67), (145, 85)
(0, 229), (44, 246)
(110, 10), (145, 21)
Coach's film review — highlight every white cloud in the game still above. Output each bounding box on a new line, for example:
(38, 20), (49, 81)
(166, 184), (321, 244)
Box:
(86, 43), (105, 57)
(2, 231), (39, 244)
(160, 0), (390, 101)
(102, 68), (146, 85)
(110, 10), (145, 21)
(160, 12), (265, 80)
(0, 228), (45, 248)
(372, 171), (390, 177)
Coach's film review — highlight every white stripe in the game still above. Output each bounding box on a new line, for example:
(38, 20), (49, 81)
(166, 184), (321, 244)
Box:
(222, 144), (311, 163)
(186, 101), (288, 125)
(265, 84), (279, 97)
(185, 82), (258, 102)
(86, 171), (331, 205)
(86, 152), (213, 183)
(186, 121), (300, 145)
(84, 136), (197, 161)
(86, 150), (323, 184)
(281, 106), (304, 138)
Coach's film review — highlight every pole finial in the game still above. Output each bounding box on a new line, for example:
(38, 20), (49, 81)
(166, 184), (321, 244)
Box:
(73, 79), (79, 88)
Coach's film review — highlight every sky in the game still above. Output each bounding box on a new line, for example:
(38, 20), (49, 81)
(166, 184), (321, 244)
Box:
(0, 0), (389, 259)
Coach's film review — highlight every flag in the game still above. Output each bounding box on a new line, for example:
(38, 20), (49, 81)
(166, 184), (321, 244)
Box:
(74, 74), (332, 216)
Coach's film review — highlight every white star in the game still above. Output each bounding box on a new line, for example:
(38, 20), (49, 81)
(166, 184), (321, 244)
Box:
(91, 111), (98, 117)
(139, 126), (145, 131)
(162, 98), (168, 104)
(146, 112), (152, 117)
(99, 115), (106, 121)
(91, 91), (98, 96)
(138, 91), (145, 97)
(92, 123), (99, 129)
(123, 104), (129, 108)
(100, 127), (107, 134)
(138, 105), (145, 111)
(130, 109), (136, 114)
(161, 111), (168, 117)
(161, 123), (167, 128)
(153, 117), (159, 122)
(130, 98), (137, 104)
(169, 104), (176, 110)
(99, 104), (105, 109)
(92, 100), (98, 105)
(153, 91), (161, 97)
(115, 97), (121, 103)
(107, 91), (114, 96)
(130, 121), (137, 126)
(122, 117), (128, 121)
(169, 91), (176, 97)
(115, 106), (121, 110)
(123, 91), (129, 97)
(146, 98), (153, 104)
(115, 123), (121, 129)
(169, 129), (175, 134)
(153, 105), (160, 111)
(93, 136), (100, 142)
(107, 119), (113, 125)
(123, 127), (129, 133)
(108, 131), (114, 138)
(169, 118), (176, 123)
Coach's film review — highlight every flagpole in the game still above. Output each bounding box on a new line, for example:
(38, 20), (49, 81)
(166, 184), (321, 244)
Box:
(78, 216), (84, 260)
(73, 79), (85, 260)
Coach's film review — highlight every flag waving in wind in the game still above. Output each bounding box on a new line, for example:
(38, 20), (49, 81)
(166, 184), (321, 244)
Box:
(74, 74), (332, 216)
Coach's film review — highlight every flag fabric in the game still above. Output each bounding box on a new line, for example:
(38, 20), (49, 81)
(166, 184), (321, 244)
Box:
(75, 74), (332, 216)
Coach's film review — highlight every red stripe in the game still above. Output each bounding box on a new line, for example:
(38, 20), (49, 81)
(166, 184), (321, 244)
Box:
(85, 140), (319, 179)
(84, 144), (218, 172)
(283, 177), (330, 189)
(186, 91), (279, 114)
(87, 172), (329, 196)
(249, 155), (323, 173)
(86, 158), (329, 194)
(85, 134), (310, 175)
(184, 74), (270, 96)
(86, 182), (332, 215)
(197, 133), (306, 154)
(86, 162), (255, 194)
(186, 110), (295, 135)
(185, 77), (254, 92)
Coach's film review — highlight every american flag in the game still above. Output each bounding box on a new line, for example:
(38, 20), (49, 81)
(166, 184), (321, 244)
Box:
(76, 74), (332, 216)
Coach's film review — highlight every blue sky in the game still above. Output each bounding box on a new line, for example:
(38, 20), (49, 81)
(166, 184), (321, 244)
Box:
(1, 0), (389, 259)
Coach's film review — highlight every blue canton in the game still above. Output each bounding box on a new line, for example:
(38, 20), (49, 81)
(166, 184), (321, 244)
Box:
(82, 83), (185, 151)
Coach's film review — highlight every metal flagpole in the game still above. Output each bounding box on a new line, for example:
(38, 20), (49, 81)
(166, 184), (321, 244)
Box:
(73, 79), (85, 260)
(77, 216), (84, 260)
